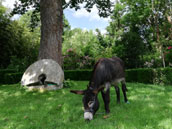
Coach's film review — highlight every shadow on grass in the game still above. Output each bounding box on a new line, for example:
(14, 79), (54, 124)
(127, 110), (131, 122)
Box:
(117, 83), (172, 129)
(0, 82), (172, 129)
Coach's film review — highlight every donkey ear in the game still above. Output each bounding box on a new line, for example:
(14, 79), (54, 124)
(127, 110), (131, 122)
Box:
(92, 86), (104, 94)
(70, 90), (85, 95)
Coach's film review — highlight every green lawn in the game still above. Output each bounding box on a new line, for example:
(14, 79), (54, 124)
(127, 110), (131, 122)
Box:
(0, 82), (172, 129)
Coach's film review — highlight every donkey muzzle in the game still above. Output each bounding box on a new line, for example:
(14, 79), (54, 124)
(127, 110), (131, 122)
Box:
(84, 112), (93, 120)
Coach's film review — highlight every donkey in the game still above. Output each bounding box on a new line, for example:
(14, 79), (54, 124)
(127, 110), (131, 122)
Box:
(70, 57), (128, 120)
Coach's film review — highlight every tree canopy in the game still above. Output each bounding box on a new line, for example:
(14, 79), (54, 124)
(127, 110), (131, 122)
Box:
(106, 0), (172, 68)
(11, 0), (114, 66)
(12, 0), (113, 29)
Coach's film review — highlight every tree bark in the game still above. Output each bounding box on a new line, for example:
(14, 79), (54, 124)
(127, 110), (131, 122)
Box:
(155, 13), (165, 68)
(39, 0), (63, 66)
(167, 16), (172, 40)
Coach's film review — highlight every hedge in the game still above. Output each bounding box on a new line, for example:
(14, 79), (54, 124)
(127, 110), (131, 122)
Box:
(125, 68), (154, 84)
(152, 68), (172, 85)
(126, 68), (172, 85)
(0, 69), (92, 84)
(64, 68), (172, 85)
(64, 68), (155, 83)
(64, 69), (92, 81)
(4, 73), (23, 84)
(0, 69), (18, 84)
(1, 68), (172, 85)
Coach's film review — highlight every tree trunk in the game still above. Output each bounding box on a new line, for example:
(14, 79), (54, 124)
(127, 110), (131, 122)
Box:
(39, 0), (63, 66)
(167, 16), (172, 40)
(155, 13), (165, 68)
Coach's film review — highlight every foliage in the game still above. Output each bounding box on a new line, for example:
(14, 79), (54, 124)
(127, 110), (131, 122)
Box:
(60, 0), (172, 69)
(0, 5), (39, 70)
(0, 5), (17, 68)
(0, 69), (17, 84)
(0, 68), (22, 84)
(152, 67), (172, 85)
(63, 29), (98, 57)
(1, 82), (172, 129)
(165, 46), (172, 66)
(106, 0), (172, 68)
(63, 28), (112, 70)
(7, 56), (31, 72)
(64, 68), (172, 85)
(126, 67), (172, 85)
(64, 69), (92, 81)
(1, 0), (172, 70)
(63, 79), (77, 88)
(126, 68), (154, 84)
(3, 72), (23, 84)
(63, 49), (95, 70)
(106, 1), (148, 68)
(115, 31), (145, 68)
(11, 0), (113, 29)
(2, 67), (172, 85)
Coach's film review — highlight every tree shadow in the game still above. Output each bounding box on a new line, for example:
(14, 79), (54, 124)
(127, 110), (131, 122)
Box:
(1, 82), (172, 129)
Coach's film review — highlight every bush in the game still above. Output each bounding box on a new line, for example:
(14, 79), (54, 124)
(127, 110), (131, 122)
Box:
(7, 56), (32, 72)
(0, 69), (17, 84)
(126, 68), (172, 85)
(152, 67), (172, 85)
(64, 70), (92, 81)
(63, 49), (95, 70)
(64, 68), (172, 85)
(63, 79), (77, 88)
(65, 69), (155, 84)
(126, 68), (154, 84)
(1, 68), (172, 85)
(3, 72), (23, 84)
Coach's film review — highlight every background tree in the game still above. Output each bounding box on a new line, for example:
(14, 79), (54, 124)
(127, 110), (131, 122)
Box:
(106, 0), (148, 68)
(106, 0), (172, 68)
(0, 5), (39, 70)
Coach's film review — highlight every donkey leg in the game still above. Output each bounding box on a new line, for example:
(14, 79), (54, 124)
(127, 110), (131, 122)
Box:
(121, 81), (128, 103)
(101, 88), (110, 114)
(114, 85), (120, 103)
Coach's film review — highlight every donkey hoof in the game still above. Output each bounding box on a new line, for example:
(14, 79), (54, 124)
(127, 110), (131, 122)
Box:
(103, 114), (110, 119)
(106, 110), (110, 114)
(125, 101), (130, 104)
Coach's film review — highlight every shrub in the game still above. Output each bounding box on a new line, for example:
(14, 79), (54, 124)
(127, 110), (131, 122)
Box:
(126, 68), (172, 85)
(126, 68), (153, 84)
(7, 56), (32, 72)
(63, 49), (94, 70)
(0, 69), (17, 84)
(125, 69), (138, 82)
(1, 68), (172, 85)
(64, 70), (92, 81)
(3, 72), (23, 84)
(65, 68), (172, 85)
(153, 67), (172, 85)
(63, 79), (77, 88)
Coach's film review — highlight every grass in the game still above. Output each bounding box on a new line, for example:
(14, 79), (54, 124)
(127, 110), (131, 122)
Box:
(0, 82), (172, 129)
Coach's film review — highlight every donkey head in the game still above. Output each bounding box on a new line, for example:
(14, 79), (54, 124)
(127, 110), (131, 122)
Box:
(70, 87), (103, 120)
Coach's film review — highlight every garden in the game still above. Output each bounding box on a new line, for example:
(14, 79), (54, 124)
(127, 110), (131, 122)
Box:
(1, 0), (172, 129)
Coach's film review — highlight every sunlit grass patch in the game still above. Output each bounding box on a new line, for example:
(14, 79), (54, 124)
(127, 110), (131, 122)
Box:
(0, 82), (172, 129)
